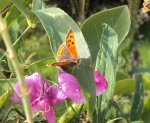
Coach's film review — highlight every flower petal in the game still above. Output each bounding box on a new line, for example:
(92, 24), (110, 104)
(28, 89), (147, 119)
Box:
(31, 98), (55, 123)
(12, 73), (43, 103)
(58, 71), (84, 104)
(12, 83), (22, 104)
(43, 83), (67, 104)
(94, 71), (108, 96)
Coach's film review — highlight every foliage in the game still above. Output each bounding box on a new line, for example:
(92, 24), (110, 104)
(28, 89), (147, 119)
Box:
(0, 0), (150, 123)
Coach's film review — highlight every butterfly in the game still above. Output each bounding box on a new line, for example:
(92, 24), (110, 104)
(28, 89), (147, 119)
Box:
(141, 0), (150, 13)
(48, 28), (79, 67)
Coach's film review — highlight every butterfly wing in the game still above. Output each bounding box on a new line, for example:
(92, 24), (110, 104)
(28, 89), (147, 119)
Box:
(49, 29), (79, 67)
(51, 61), (77, 66)
(66, 29), (78, 58)
(56, 43), (72, 62)
(49, 43), (77, 67)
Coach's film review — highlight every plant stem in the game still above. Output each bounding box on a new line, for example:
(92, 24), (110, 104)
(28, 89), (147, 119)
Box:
(106, 117), (127, 123)
(0, 16), (33, 123)
(79, 0), (85, 21)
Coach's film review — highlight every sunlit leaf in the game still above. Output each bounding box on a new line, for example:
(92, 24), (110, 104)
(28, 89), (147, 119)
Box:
(95, 24), (118, 122)
(81, 5), (130, 66)
(33, 7), (96, 115)
(0, 89), (12, 109)
(115, 78), (135, 95)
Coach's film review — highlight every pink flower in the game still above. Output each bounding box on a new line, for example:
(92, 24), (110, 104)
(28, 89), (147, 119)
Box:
(12, 69), (108, 122)
(43, 84), (67, 104)
(93, 71), (108, 96)
(31, 98), (55, 123)
(58, 71), (85, 104)
(12, 73), (66, 123)
(12, 73), (42, 104)
(57, 67), (107, 104)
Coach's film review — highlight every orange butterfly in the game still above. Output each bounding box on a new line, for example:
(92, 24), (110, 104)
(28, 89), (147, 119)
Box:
(141, 0), (150, 13)
(49, 29), (79, 67)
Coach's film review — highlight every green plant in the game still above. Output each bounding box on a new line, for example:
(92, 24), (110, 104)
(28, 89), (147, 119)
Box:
(0, 0), (149, 123)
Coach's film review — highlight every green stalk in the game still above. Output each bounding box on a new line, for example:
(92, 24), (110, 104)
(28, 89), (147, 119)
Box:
(0, 16), (33, 123)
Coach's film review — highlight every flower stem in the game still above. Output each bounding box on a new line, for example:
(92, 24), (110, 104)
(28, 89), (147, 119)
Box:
(0, 16), (33, 123)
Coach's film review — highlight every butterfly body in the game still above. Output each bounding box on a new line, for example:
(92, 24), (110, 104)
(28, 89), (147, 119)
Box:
(49, 29), (79, 67)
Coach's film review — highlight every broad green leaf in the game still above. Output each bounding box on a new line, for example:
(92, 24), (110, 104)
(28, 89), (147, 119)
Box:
(0, 0), (10, 12)
(143, 75), (150, 90)
(33, 8), (96, 115)
(115, 78), (135, 95)
(95, 24), (118, 122)
(0, 89), (12, 109)
(116, 71), (129, 81)
(115, 76), (150, 95)
(81, 5), (130, 66)
(130, 75), (144, 122)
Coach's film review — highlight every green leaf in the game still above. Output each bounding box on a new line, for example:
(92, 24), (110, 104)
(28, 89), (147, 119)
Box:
(111, 100), (129, 122)
(142, 95), (150, 123)
(58, 104), (83, 123)
(11, 0), (31, 24)
(0, 89), (12, 109)
(32, 0), (43, 11)
(143, 76), (150, 90)
(33, 8), (96, 115)
(115, 78), (135, 95)
(116, 71), (129, 81)
(130, 121), (144, 123)
(95, 24), (118, 122)
(9, 20), (19, 43)
(115, 76), (150, 95)
(81, 5), (130, 66)
(5, 0), (31, 27)
(130, 75), (144, 122)
(7, 20), (24, 75)
(0, 0), (10, 12)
